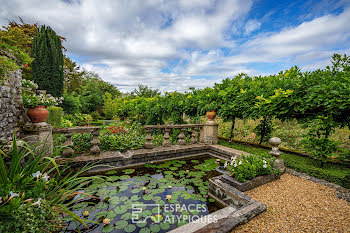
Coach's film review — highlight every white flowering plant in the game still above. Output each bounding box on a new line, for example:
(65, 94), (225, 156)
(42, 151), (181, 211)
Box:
(22, 92), (63, 108)
(21, 79), (38, 90)
(225, 154), (279, 182)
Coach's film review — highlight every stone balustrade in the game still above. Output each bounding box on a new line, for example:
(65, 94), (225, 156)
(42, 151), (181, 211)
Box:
(144, 124), (204, 149)
(53, 126), (101, 157)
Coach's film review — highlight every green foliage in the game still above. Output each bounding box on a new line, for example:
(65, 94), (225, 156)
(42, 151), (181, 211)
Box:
(46, 106), (63, 128)
(63, 113), (92, 126)
(302, 116), (339, 164)
(0, 199), (61, 233)
(72, 133), (93, 154)
(131, 84), (160, 98)
(0, 135), (102, 231)
(61, 92), (81, 114)
(99, 123), (145, 152)
(31, 25), (64, 97)
(219, 140), (350, 188)
(227, 154), (277, 182)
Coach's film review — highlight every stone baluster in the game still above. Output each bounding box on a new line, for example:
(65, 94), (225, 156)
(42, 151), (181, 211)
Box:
(190, 127), (198, 144)
(90, 128), (101, 154)
(162, 128), (172, 147)
(62, 133), (74, 157)
(144, 128), (153, 149)
(177, 128), (186, 145)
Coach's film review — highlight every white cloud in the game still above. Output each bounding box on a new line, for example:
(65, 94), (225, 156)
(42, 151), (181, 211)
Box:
(0, 0), (349, 92)
(244, 19), (261, 35)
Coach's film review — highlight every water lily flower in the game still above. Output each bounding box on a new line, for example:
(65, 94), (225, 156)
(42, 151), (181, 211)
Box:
(166, 195), (171, 200)
(33, 198), (41, 207)
(168, 185), (172, 189)
(263, 164), (267, 169)
(83, 211), (89, 216)
(186, 170), (189, 173)
(142, 187), (147, 191)
(103, 218), (110, 224)
(32, 171), (42, 179)
(42, 173), (50, 182)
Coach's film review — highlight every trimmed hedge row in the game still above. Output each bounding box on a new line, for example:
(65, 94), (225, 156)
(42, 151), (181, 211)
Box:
(219, 140), (350, 189)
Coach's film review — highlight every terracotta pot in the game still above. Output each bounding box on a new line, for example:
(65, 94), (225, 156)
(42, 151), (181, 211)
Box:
(27, 106), (49, 123)
(206, 110), (216, 120)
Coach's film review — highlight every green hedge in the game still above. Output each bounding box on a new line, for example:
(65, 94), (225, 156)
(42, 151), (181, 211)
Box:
(46, 106), (63, 128)
(219, 140), (350, 189)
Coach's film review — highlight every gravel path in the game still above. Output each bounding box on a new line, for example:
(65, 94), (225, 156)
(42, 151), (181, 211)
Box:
(233, 173), (350, 233)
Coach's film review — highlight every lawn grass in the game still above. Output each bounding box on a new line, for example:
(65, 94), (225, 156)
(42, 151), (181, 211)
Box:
(219, 139), (350, 189)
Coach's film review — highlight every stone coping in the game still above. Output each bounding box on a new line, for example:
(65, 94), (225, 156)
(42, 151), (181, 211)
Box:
(220, 173), (280, 192)
(144, 124), (204, 129)
(57, 144), (252, 172)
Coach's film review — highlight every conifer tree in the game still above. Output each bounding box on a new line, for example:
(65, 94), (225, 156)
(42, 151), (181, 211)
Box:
(31, 25), (64, 97)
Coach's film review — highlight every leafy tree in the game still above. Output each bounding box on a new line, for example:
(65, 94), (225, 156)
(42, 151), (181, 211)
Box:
(131, 84), (160, 98)
(31, 26), (64, 97)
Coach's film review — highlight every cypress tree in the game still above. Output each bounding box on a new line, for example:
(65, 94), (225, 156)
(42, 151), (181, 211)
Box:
(31, 25), (64, 97)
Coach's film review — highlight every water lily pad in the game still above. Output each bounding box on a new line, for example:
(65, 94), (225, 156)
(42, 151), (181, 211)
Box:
(109, 196), (120, 205)
(94, 210), (108, 219)
(169, 167), (178, 170)
(120, 175), (131, 180)
(131, 188), (141, 194)
(151, 196), (161, 202)
(114, 205), (127, 214)
(124, 224), (136, 233)
(106, 170), (117, 175)
(119, 212), (131, 220)
(95, 202), (108, 209)
(160, 222), (170, 230)
(131, 195), (141, 201)
(102, 224), (114, 233)
(150, 224), (160, 232)
(139, 227), (151, 233)
(136, 221), (147, 228)
(120, 196), (129, 202)
(140, 193), (151, 199)
(142, 210), (152, 218)
(72, 202), (88, 210)
(106, 210), (117, 219)
(151, 207), (161, 214)
(115, 220), (128, 229)
(123, 169), (135, 174)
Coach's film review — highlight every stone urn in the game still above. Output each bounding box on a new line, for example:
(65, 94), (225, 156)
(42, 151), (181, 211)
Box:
(27, 106), (49, 123)
(206, 110), (216, 121)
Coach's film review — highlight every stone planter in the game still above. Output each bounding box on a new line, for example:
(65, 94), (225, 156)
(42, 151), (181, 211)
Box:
(216, 166), (230, 174)
(206, 110), (216, 121)
(27, 106), (49, 123)
(220, 173), (280, 192)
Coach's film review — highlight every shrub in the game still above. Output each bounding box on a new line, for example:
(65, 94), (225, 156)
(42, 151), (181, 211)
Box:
(46, 106), (63, 128)
(63, 113), (92, 126)
(90, 111), (101, 121)
(99, 124), (145, 152)
(72, 133), (93, 154)
(0, 135), (100, 231)
(60, 92), (80, 114)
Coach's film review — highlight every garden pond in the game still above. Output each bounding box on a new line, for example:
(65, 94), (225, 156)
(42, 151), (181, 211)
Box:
(64, 156), (228, 233)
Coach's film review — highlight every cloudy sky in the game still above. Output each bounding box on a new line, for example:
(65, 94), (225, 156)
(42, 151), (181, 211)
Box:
(1, 0), (350, 92)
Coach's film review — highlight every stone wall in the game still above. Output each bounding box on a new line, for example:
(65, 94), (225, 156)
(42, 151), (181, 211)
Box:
(0, 69), (27, 143)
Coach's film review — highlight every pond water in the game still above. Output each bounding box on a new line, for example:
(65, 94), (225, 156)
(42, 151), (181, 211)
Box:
(64, 155), (225, 233)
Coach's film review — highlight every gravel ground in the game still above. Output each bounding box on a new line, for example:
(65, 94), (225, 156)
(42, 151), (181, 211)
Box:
(233, 173), (350, 233)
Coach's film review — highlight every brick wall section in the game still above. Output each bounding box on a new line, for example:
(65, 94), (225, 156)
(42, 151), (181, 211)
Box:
(0, 69), (27, 143)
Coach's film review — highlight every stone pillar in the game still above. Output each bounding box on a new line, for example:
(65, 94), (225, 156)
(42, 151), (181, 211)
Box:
(268, 137), (285, 173)
(144, 128), (153, 149)
(177, 128), (186, 145)
(200, 120), (218, 145)
(162, 128), (172, 147)
(22, 122), (53, 155)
